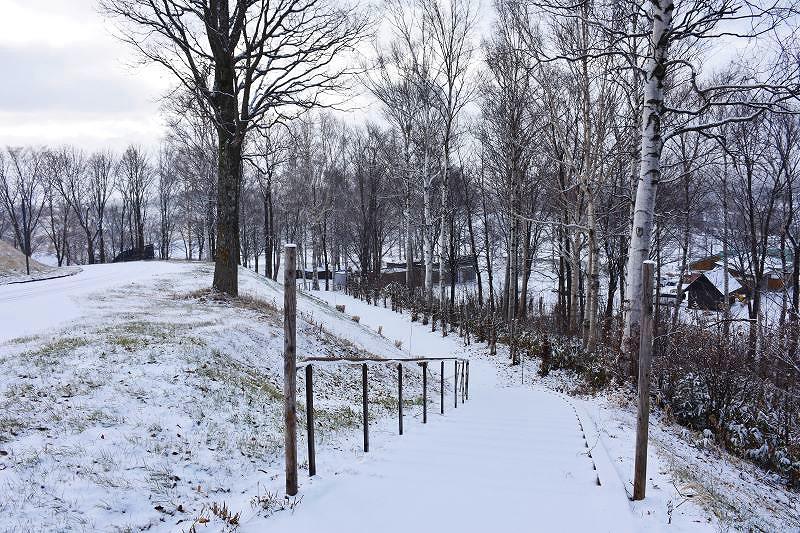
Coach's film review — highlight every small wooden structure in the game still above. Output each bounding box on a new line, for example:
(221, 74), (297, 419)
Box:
(684, 268), (744, 310)
(112, 244), (155, 263)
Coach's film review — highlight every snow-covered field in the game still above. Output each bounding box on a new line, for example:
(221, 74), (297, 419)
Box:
(1, 261), (797, 532)
(0, 262), (430, 531)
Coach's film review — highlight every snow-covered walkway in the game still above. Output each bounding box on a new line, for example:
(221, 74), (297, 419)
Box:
(255, 292), (635, 533)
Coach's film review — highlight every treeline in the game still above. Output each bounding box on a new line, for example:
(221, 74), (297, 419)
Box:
(0, 142), (213, 269)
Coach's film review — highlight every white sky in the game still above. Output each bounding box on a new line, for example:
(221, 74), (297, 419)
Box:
(0, 0), (498, 152)
(1, 0), (770, 153)
(0, 0), (170, 151)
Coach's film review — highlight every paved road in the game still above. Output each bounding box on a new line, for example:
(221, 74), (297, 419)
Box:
(0, 261), (186, 343)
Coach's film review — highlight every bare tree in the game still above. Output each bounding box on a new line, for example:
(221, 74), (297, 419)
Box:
(364, 0), (426, 288)
(49, 147), (102, 264)
(249, 125), (289, 280)
(157, 145), (179, 259)
(421, 0), (478, 334)
(0, 148), (47, 274)
(101, 0), (370, 296)
(117, 146), (153, 252)
(88, 151), (114, 263)
(620, 1), (800, 373)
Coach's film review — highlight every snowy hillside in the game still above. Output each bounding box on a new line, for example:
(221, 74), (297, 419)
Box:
(0, 262), (430, 532)
(1, 261), (797, 532)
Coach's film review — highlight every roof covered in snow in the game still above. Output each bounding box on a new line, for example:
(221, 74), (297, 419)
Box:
(698, 268), (742, 294)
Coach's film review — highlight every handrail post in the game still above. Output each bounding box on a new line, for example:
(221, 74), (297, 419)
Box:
(398, 363), (404, 435)
(460, 362), (464, 404)
(422, 361), (428, 424)
(465, 361), (469, 400)
(454, 360), (458, 409)
(440, 360), (445, 414)
(283, 244), (298, 496)
(633, 260), (655, 501)
(305, 364), (316, 477)
(362, 363), (369, 453)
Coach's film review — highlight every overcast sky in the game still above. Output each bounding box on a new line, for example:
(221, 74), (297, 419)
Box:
(0, 0), (499, 153)
(0, 0), (170, 151)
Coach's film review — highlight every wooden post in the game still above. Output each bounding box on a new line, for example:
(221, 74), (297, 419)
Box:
(398, 363), (404, 435)
(633, 260), (655, 501)
(454, 360), (458, 409)
(422, 361), (428, 423)
(305, 364), (316, 477)
(283, 244), (298, 496)
(362, 363), (369, 452)
(440, 360), (445, 414)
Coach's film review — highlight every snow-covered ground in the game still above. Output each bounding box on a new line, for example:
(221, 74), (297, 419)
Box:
(303, 288), (799, 533)
(0, 261), (426, 531)
(1, 261), (797, 532)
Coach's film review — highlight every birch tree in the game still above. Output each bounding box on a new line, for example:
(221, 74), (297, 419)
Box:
(421, 0), (478, 334)
(87, 151), (114, 263)
(621, 0), (799, 374)
(364, 0), (425, 288)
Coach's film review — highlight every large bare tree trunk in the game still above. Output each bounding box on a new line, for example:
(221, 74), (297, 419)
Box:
(439, 142), (449, 336)
(585, 199), (600, 351)
(212, 127), (242, 296)
(569, 232), (581, 333)
(404, 137), (414, 288)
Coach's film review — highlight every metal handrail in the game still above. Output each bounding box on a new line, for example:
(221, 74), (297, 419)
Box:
(302, 356), (470, 477)
(298, 355), (469, 367)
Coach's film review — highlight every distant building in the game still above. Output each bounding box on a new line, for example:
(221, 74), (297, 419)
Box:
(684, 268), (746, 310)
(338, 257), (478, 289)
(690, 250), (793, 292)
(113, 244), (155, 263)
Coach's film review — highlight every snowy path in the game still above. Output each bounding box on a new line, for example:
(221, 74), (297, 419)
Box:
(253, 292), (635, 533)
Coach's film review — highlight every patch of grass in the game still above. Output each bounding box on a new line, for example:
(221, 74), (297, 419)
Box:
(237, 429), (282, 460)
(103, 320), (214, 352)
(0, 416), (25, 443)
(109, 335), (140, 350)
(25, 337), (89, 357)
(315, 405), (361, 430)
(234, 293), (280, 317)
(194, 351), (283, 403)
(7, 334), (40, 345)
(24, 337), (90, 367)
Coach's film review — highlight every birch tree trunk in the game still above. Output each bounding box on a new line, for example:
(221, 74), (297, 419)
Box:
(439, 140), (449, 336)
(622, 0), (673, 377)
(569, 233), (581, 333)
(586, 198), (600, 351)
(423, 146), (434, 303)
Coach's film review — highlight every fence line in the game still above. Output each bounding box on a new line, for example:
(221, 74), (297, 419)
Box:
(301, 356), (470, 479)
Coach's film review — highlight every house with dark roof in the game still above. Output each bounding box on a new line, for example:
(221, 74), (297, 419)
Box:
(684, 268), (747, 310)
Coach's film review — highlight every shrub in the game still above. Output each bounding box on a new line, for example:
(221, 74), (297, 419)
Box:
(654, 320), (800, 488)
(351, 315), (360, 323)
(335, 304), (345, 313)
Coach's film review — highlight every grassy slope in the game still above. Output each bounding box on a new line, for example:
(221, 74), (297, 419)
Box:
(0, 263), (431, 532)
